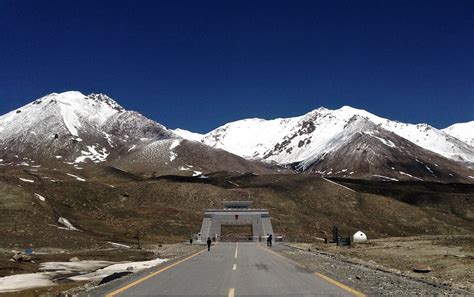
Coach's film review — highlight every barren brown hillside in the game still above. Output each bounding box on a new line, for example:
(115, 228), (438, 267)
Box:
(1, 164), (473, 251)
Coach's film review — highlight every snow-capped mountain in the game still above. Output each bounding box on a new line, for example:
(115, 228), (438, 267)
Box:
(0, 91), (126, 163)
(0, 91), (275, 175)
(172, 128), (204, 142)
(297, 117), (474, 182)
(442, 121), (474, 147)
(177, 106), (474, 182)
(1, 92), (472, 182)
(180, 106), (473, 164)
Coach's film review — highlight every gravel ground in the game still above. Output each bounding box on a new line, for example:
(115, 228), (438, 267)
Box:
(273, 243), (473, 296)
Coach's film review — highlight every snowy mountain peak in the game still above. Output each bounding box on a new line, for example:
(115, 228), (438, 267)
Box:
(37, 91), (124, 112)
(172, 128), (204, 142)
(178, 105), (474, 164)
(443, 121), (474, 146)
(0, 91), (127, 146)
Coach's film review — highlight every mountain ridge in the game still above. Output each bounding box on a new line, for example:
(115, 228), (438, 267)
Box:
(1, 91), (472, 182)
(0, 91), (277, 176)
(175, 105), (474, 164)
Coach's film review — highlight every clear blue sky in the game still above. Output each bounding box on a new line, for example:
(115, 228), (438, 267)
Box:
(0, 0), (472, 132)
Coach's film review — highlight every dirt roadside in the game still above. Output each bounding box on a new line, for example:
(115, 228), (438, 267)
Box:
(274, 235), (473, 295)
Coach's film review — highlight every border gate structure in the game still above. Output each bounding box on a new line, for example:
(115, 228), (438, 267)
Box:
(198, 201), (273, 242)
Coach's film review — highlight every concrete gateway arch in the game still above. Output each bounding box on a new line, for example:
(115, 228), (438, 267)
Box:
(198, 201), (273, 242)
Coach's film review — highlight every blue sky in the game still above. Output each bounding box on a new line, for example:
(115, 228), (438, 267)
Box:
(0, 0), (472, 132)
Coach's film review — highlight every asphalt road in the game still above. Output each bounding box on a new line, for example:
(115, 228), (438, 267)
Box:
(100, 242), (361, 297)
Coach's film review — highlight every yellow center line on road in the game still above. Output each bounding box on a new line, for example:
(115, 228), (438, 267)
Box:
(234, 243), (239, 258)
(258, 244), (366, 297)
(315, 272), (365, 297)
(232, 263), (237, 270)
(105, 248), (207, 297)
(228, 288), (235, 297)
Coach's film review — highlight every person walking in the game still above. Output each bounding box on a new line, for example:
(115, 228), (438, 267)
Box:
(206, 237), (212, 251)
(268, 234), (273, 247)
(189, 238), (193, 245)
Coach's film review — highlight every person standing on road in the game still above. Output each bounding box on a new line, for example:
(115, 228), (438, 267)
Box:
(190, 238), (193, 245)
(207, 237), (212, 251)
(268, 234), (273, 247)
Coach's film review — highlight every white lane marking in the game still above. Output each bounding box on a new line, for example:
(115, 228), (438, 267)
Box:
(232, 264), (237, 270)
(228, 288), (235, 297)
(234, 243), (238, 258)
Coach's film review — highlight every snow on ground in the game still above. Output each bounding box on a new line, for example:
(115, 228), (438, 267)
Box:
(66, 173), (86, 182)
(372, 175), (399, 181)
(178, 166), (191, 171)
(442, 120), (474, 146)
(399, 171), (423, 181)
(192, 171), (203, 176)
(322, 177), (356, 192)
(58, 217), (79, 231)
(107, 242), (131, 248)
(34, 193), (46, 201)
(372, 135), (396, 148)
(55, 155), (62, 159)
(40, 260), (114, 273)
(169, 139), (181, 161)
(103, 131), (114, 147)
(172, 128), (204, 142)
(19, 178), (34, 183)
(74, 145), (109, 163)
(425, 165), (434, 174)
(127, 144), (136, 152)
(0, 273), (54, 293)
(54, 91), (123, 137)
(69, 258), (168, 281)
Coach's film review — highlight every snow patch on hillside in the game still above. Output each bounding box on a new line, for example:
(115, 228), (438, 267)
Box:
(58, 217), (79, 231)
(19, 178), (34, 183)
(169, 139), (181, 161)
(399, 171), (423, 181)
(66, 173), (86, 182)
(74, 145), (109, 163)
(34, 193), (46, 201)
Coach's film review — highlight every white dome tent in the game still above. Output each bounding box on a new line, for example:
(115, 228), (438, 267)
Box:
(353, 231), (367, 243)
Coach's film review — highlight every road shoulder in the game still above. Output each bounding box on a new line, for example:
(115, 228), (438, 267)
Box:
(271, 243), (470, 296)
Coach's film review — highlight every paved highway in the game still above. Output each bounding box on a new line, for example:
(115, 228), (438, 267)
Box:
(97, 242), (364, 296)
